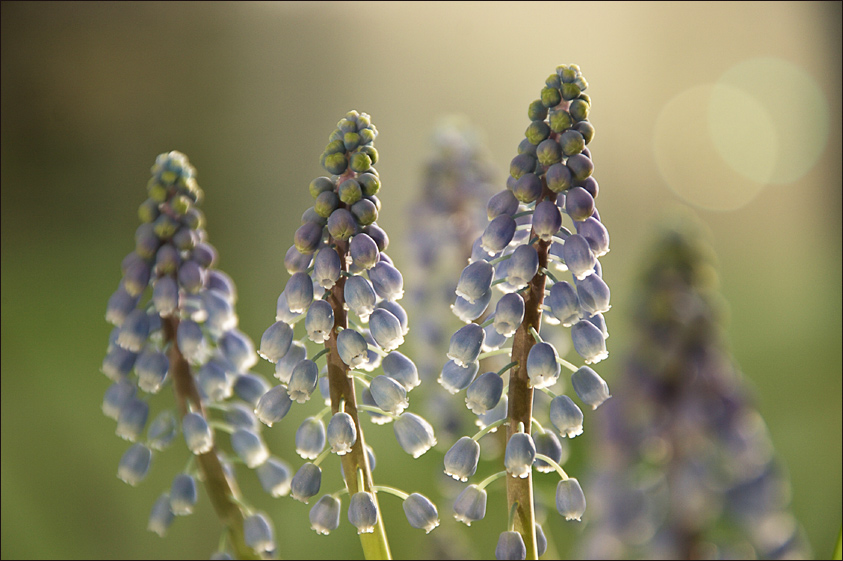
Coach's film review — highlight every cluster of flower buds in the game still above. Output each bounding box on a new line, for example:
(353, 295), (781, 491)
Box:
(407, 118), (497, 382)
(582, 222), (809, 560)
(103, 151), (286, 558)
(254, 111), (439, 549)
(440, 65), (612, 560)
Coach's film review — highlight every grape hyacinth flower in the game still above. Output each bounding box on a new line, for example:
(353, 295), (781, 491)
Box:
(581, 220), (809, 560)
(441, 65), (613, 559)
(254, 112), (438, 557)
(102, 151), (287, 558)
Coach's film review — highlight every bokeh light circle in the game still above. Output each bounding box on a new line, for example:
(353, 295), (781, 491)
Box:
(715, 57), (830, 184)
(654, 84), (775, 211)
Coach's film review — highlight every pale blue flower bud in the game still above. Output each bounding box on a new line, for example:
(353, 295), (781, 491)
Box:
(361, 387), (393, 425)
(117, 309), (149, 352)
(285, 245), (313, 274)
(585, 312), (608, 339)
(571, 366), (611, 409)
(224, 402), (260, 431)
(571, 319), (608, 364)
(327, 411), (357, 455)
(275, 291), (302, 323)
(231, 428), (269, 468)
(256, 457), (292, 497)
(481, 214), (516, 255)
(106, 284), (140, 326)
(565, 186), (594, 221)
(291, 462), (322, 503)
(183, 412), (214, 454)
(487, 189), (520, 220)
(337, 328), (369, 368)
(123, 255), (152, 296)
(116, 397), (149, 442)
(556, 478), (586, 521)
(451, 289), (492, 322)
(207, 269), (237, 303)
(549, 395), (584, 438)
(536, 523), (548, 557)
(507, 244), (539, 289)
(370, 375), (408, 415)
(376, 301), (409, 336)
(575, 216), (609, 257)
(152, 276), (178, 317)
(296, 417), (326, 460)
(534, 431), (564, 473)
(577, 273), (611, 315)
(348, 491), (378, 534)
(258, 321), (293, 363)
(482, 324), (507, 352)
(102, 379), (137, 420)
(169, 473), (198, 515)
(288, 359), (319, 404)
(381, 351), (419, 391)
(511, 173), (542, 203)
(394, 413), (436, 458)
(527, 342), (561, 389)
(465, 372), (504, 414)
(202, 290), (237, 336)
(344, 275), (377, 321)
(135, 348), (169, 394)
(547, 281), (580, 327)
(219, 329), (257, 371)
(286, 271), (314, 314)
(494, 293), (525, 337)
(197, 359), (232, 402)
(255, 385), (293, 427)
(148, 493), (174, 536)
(312, 247), (342, 289)
(177, 319), (205, 364)
(562, 234), (596, 280)
(477, 395), (508, 430)
(118, 443), (152, 486)
(448, 323), (485, 367)
(505, 432), (536, 478)
(310, 495), (341, 535)
(456, 261), (494, 304)
(403, 493), (440, 533)
(294, 221), (323, 254)
(533, 200), (563, 242)
(327, 208), (357, 241)
(439, 359), (479, 394)
(453, 484), (487, 526)
(233, 373), (270, 407)
(244, 513), (275, 553)
(444, 436), (481, 482)
(350, 233), (380, 270)
(368, 261), (404, 301)
(496, 531), (526, 560)
(147, 410), (177, 450)
(274, 341), (306, 383)
(178, 260), (205, 294)
(302, 300), (333, 345)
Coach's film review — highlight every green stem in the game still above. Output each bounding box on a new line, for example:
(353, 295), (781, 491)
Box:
(163, 316), (262, 560)
(833, 526), (842, 560)
(505, 181), (554, 561)
(324, 240), (391, 560)
(373, 485), (410, 501)
(534, 453), (570, 480)
(478, 347), (513, 361)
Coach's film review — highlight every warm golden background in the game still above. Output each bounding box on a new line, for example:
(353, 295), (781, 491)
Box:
(1, 2), (840, 559)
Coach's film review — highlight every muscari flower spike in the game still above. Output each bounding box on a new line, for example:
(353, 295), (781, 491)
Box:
(441, 65), (612, 558)
(581, 221), (810, 560)
(102, 151), (288, 556)
(252, 111), (438, 548)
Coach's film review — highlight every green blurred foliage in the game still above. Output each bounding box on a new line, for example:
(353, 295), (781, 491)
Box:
(1, 2), (839, 559)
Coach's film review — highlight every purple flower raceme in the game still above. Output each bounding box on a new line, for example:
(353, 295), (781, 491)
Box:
(102, 151), (284, 558)
(441, 65), (612, 559)
(253, 112), (438, 552)
(580, 222), (810, 560)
